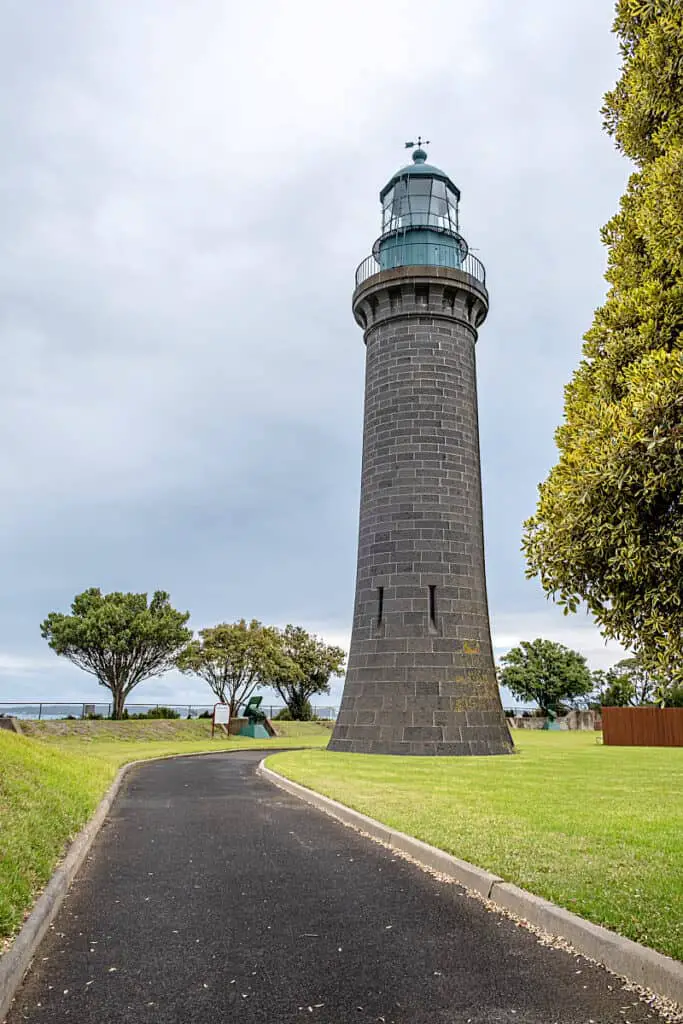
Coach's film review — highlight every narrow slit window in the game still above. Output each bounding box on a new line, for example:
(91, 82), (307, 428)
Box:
(377, 586), (384, 629)
(428, 585), (437, 631)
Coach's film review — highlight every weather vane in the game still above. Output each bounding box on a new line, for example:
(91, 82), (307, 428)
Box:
(405, 136), (430, 149)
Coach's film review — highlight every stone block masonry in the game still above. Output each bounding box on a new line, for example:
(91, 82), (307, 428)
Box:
(329, 266), (513, 756)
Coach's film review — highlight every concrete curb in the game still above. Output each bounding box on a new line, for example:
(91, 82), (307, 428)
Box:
(256, 761), (501, 899)
(258, 760), (683, 1008)
(0, 745), (300, 1023)
(0, 762), (128, 1023)
(490, 883), (683, 1005)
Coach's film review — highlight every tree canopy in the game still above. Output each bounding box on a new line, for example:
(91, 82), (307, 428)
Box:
(523, 0), (683, 678)
(597, 653), (683, 707)
(269, 625), (346, 720)
(597, 655), (659, 706)
(41, 589), (192, 719)
(176, 619), (284, 718)
(498, 638), (594, 715)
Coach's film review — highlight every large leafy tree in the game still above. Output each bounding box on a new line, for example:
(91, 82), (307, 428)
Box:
(41, 589), (192, 719)
(498, 639), (593, 716)
(598, 655), (660, 706)
(176, 619), (285, 718)
(523, 1), (683, 678)
(269, 625), (346, 720)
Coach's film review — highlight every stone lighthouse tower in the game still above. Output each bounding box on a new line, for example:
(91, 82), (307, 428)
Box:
(329, 143), (513, 756)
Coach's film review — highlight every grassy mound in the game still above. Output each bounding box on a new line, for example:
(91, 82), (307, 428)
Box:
(0, 732), (115, 945)
(267, 730), (683, 961)
(20, 717), (217, 742)
(20, 717), (332, 744)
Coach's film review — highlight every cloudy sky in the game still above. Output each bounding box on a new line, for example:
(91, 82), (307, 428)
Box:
(1, 0), (631, 713)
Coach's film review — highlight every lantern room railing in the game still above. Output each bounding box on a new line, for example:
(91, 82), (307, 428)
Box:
(355, 244), (486, 289)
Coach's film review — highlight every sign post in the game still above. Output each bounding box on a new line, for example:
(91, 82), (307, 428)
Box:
(212, 703), (231, 738)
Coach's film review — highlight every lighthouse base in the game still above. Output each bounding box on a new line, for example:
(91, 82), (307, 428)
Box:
(329, 679), (514, 756)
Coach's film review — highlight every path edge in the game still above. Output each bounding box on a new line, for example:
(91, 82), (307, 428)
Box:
(258, 759), (683, 1008)
(0, 746), (298, 1023)
(0, 760), (131, 1023)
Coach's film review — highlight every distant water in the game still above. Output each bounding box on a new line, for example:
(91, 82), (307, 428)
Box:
(1, 703), (214, 720)
(0, 703), (338, 721)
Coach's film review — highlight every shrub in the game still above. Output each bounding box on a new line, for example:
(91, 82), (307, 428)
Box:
(142, 706), (181, 719)
(118, 706), (181, 720)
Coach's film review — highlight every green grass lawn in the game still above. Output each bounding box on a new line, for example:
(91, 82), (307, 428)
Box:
(0, 731), (115, 947)
(267, 730), (683, 961)
(0, 721), (330, 947)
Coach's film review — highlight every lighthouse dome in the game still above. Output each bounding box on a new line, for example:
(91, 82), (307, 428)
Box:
(379, 147), (461, 237)
(382, 148), (455, 189)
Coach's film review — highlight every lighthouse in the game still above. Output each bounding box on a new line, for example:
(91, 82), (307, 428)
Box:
(329, 144), (513, 756)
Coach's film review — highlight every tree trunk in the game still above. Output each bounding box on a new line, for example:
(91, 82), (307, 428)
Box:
(290, 688), (313, 721)
(111, 688), (126, 720)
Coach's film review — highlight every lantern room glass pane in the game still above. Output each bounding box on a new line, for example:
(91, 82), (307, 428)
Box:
(446, 185), (459, 231)
(382, 174), (460, 234)
(408, 179), (431, 225)
(382, 186), (395, 231)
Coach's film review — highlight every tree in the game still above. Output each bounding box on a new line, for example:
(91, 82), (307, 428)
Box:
(659, 683), (683, 707)
(601, 655), (660, 706)
(594, 655), (683, 706)
(41, 589), (192, 719)
(522, 1), (683, 679)
(268, 625), (346, 720)
(598, 671), (636, 707)
(176, 620), (284, 718)
(498, 639), (593, 716)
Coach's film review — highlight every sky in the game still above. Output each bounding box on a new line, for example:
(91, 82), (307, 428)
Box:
(0, 0), (632, 713)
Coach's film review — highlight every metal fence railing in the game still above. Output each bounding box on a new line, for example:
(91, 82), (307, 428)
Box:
(0, 701), (539, 724)
(355, 245), (486, 289)
(0, 702), (338, 722)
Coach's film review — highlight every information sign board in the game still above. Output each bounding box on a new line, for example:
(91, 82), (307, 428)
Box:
(212, 703), (230, 737)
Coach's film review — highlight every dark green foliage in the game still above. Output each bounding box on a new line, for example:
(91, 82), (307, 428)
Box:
(41, 589), (192, 719)
(176, 620), (284, 718)
(122, 706), (181, 720)
(498, 639), (594, 716)
(596, 655), (660, 706)
(662, 683), (683, 707)
(599, 674), (638, 707)
(523, 1), (683, 677)
(267, 626), (345, 721)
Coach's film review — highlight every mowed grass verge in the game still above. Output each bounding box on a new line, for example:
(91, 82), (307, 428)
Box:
(267, 731), (683, 961)
(0, 720), (330, 946)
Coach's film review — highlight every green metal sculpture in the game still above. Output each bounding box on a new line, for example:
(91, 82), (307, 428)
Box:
(239, 696), (270, 739)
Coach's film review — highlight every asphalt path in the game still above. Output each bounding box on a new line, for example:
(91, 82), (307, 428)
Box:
(5, 750), (657, 1023)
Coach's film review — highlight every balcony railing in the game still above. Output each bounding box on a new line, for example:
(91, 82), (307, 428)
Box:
(355, 244), (486, 289)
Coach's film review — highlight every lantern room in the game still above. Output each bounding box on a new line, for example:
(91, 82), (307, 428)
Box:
(374, 146), (469, 273)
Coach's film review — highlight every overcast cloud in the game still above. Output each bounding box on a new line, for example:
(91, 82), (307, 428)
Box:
(0, 0), (629, 712)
